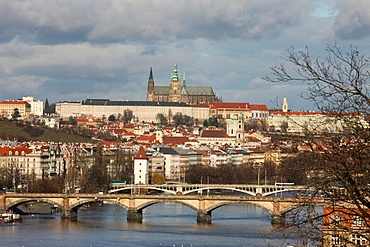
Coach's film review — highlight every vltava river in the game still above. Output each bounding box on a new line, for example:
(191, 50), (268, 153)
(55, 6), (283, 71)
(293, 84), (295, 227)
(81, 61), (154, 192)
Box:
(1, 203), (303, 247)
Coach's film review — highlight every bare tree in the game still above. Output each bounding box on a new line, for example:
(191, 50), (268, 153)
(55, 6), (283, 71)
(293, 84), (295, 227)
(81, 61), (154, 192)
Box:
(264, 44), (370, 245)
(156, 113), (168, 126)
(123, 109), (134, 124)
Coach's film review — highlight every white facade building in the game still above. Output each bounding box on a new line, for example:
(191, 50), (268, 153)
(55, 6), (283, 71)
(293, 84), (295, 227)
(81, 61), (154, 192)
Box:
(158, 147), (181, 180)
(55, 99), (209, 123)
(134, 146), (149, 184)
(22, 96), (44, 116)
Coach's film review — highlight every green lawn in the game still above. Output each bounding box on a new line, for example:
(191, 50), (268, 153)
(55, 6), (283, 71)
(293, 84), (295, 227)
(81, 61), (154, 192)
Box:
(0, 120), (94, 143)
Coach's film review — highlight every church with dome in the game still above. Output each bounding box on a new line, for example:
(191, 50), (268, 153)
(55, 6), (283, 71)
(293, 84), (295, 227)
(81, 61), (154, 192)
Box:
(146, 64), (221, 105)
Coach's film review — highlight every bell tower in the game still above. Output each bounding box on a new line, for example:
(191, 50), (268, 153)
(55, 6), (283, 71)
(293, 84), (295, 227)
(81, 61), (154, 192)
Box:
(282, 96), (288, 112)
(168, 63), (181, 102)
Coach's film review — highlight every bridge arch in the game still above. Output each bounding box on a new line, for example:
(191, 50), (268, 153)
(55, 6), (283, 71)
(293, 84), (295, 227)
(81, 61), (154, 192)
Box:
(109, 187), (179, 195)
(6, 198), (64, 211)
(204, 200), (274, 215)
(67, 198), (129, 212)
(182, 187), (256, 196)
(108, 184), (309, 197)
(132, 199), (199, 212)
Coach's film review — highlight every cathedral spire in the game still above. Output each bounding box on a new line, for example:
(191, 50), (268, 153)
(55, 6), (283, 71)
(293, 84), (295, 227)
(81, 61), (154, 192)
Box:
(147, 67), (155, 101)
(149, 67), (154, 80)
(171, 63), (180, 82)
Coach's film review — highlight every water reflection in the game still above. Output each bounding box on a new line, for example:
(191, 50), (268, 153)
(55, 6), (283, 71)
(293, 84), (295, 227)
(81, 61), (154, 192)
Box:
(1, 202), (301, 247)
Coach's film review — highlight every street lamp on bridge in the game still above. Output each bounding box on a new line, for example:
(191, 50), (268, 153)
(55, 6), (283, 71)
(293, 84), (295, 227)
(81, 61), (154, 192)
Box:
(253, 162), (264, 186)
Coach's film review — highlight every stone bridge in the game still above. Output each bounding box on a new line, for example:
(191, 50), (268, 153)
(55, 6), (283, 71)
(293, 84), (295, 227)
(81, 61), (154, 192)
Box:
(0, 193), (324, 225)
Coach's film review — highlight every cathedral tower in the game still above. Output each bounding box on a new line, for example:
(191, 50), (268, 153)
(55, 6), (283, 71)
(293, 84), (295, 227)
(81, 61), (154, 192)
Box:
(168, 63), (182, 102)
(146, 67), (154, 101)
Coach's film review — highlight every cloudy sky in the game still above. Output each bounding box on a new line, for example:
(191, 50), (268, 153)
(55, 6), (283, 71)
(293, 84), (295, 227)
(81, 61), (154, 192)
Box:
(1, 0), (370, 110)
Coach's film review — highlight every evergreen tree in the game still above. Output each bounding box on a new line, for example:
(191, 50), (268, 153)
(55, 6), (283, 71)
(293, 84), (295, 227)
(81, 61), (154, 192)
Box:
(44, 98), (50, 115)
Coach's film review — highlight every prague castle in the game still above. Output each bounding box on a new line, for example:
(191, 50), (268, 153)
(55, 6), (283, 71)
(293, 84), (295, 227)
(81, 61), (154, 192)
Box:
(146, 64), (220, 104)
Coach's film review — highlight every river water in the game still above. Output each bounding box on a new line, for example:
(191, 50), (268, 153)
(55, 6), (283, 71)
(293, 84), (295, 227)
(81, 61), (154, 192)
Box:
(1, 203), (305, 247)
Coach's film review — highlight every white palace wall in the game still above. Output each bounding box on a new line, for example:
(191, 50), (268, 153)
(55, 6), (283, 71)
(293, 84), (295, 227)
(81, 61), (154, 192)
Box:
(55, 102), (209, 123)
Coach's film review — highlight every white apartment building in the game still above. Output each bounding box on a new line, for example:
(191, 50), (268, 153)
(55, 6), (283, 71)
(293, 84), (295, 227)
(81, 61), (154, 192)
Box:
(248, 104), (270, 120)
(22, 96), (44, 116)
(0, 143), (63, 190)
(269, 111), (349, 133)
(158, 147), (181, 180)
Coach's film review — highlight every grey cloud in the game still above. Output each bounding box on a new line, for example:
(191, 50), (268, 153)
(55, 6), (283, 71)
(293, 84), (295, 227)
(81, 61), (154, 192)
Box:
(1, 0), (313, 44)
(2, 0), (367, 112)
(334, 0), (370, 40)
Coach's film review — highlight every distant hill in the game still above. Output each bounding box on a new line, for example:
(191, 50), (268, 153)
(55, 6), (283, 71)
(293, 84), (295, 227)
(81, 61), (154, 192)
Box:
(0, 119), (94, 143)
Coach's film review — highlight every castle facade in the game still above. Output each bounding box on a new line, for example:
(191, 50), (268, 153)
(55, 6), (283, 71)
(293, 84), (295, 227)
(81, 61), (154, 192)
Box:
(146, 64), (220, 104)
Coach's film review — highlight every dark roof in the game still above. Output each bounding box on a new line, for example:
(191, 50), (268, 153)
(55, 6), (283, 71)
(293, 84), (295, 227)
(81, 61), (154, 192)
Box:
(153, 86), (215, 96)
(159, 147), (179, 155)
(82, 99), (189, 107)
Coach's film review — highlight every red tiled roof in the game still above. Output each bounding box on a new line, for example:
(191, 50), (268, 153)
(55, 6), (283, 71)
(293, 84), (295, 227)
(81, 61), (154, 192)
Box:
(249, 104), (269, 111)
(135, 146), (148, 159)
(162, 136), (190, 146)
(136, 135), (156, 142)
(0, 100), (28, 105)
(0, 146), (33, 156)
(208, 102), (249, 110)
(247, 136), (260, 142)
(271, 111), (325, 116)
(76, 117), (102, 123)
(200, 129), (230, 138)
(125, 123), (135, 128)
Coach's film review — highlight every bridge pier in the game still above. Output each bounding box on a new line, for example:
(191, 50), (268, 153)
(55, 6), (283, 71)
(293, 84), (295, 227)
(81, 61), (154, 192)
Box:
(61, 208), (78, 220)
(271, 213), (285, 225)
(197, 211), (212, 224)
(127, 209), (143, 223)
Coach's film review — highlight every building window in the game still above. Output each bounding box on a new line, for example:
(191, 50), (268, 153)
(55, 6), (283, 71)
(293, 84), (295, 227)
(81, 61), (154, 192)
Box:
(331, 214), (342, 226)
(353, 215), (365, 227)
(331, 234), (341, 245)
(351, 234), (368, 245)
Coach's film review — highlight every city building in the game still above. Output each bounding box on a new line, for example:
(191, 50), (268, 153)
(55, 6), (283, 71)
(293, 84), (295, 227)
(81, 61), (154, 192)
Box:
(268, 96), (367, 134)
(22, 96), (44, 116)
(322, 205), (370, 246)
(0, 143), (63, 189)
(0, 100), (31, 119)
(134, 146), (149, 184)
(226, 113), (245, 146)
(55, 99), (210, 123)
(146, 64), (220, 104)
(197, 128), (234, 146)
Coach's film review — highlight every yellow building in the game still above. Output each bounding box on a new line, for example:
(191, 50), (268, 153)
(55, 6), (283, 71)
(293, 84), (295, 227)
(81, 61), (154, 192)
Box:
(0, 100), (31, 118)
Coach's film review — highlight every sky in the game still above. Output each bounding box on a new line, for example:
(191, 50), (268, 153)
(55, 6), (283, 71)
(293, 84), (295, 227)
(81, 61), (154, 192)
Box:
(1, 0), (370, 111)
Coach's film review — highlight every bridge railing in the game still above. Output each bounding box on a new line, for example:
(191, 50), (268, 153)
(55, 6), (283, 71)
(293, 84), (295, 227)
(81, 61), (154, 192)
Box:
(107, 183), (310, 196)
